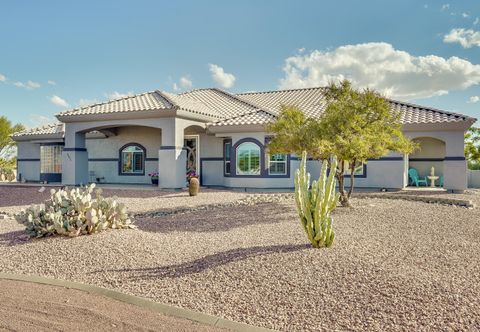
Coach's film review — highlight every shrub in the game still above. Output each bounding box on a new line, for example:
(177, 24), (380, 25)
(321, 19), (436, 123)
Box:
(189, 177), (199, 196)
(294, 151), (339, 248)
(15, 184), (135, 237)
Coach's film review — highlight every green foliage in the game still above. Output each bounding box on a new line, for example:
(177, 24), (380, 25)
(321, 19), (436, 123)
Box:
(15, 184), (135, 238)
(294, 151), (339, 248)
(267, 80), (417, 206)
(0, 116), (24, 153)
(189, 177), (199, 196)
(465, 127), (480, 170)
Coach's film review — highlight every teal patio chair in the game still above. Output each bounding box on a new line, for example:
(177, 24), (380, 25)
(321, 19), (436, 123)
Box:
(408, 168), (428, 187)
(438, 175), (444, 187)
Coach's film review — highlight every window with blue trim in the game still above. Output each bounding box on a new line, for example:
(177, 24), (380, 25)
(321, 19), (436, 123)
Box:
(236, 142), (261, 175)
(268, 153), (287, 175)
(344, 161), (365, 177)
(224, 141), (231, 175)
(121, 145), (144, 174)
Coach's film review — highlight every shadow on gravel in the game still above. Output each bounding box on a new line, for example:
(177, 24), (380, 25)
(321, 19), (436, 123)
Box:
(0, 230), (30, 246)
(98, 243), (310, 280)
(134, 202), (293, 233)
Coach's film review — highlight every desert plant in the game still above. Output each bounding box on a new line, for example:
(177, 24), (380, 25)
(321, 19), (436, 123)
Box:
(189, 177), (199, 196)
(294, 151), (339, 248)
(15, 183), (135, 238)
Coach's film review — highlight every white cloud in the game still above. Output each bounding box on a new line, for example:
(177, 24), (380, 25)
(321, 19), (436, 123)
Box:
(474, 17), (479, 25)
(444, 28), (480, 48)
(14, 80), (41, 90)
(462, 12), (469, 18)
(28, 114), (56, 127)
(279, 42), (480, 100)
(208, 64), (236, 88)
(49, 95), (69, 108)
(78, 98), (99, 107)
(47, 80), (56, 85)
(172, 83), (179, 91)
(179, 76), (193, 89)
(441, 4), (450, 11)
(106, 91), (134, 99)
(468, 96), (480, 103)
(0, 74), (6, 82)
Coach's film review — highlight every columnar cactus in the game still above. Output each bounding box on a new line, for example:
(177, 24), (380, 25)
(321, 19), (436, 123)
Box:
(294, 151), (339, 248)
(15, 183), (135, 238)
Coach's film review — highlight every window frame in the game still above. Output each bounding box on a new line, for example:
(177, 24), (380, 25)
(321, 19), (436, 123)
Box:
(235, 141), (262, 176)
(119, 143), (146, 176)
(267, 153), (288, 175)
(223, 139), (232, 176)
(343, 161), (367, 178)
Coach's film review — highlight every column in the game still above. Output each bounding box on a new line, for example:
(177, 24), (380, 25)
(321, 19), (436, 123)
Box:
(158, 119), (186, 189)
(444, 132), (467, 192)
(62, 129), (89, 185)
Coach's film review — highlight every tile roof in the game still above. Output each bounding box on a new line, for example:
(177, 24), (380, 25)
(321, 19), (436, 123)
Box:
(15, 86), (475, 137)
(12, 123), (64, 137)
(234, 87), (475, 126)
(56, 91), (173, 118)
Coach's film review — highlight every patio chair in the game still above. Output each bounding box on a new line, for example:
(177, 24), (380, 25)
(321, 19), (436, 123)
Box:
(408, 168), (428, 187)
(438, 175), (444, 187)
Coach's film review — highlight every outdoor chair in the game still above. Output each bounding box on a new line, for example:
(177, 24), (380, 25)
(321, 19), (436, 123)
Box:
(438, 175), (444, 187)
(408, 168), (428, 187)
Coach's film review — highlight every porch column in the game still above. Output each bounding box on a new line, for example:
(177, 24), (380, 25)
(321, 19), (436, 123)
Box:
(62, 129), (89, 186)
(158, 120), (186, 189)
(444, 132), (467, 192)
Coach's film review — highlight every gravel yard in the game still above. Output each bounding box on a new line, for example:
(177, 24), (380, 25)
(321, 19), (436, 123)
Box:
(1, 186), (480, 331)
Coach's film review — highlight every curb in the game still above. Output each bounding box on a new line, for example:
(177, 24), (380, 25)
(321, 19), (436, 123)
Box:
(0, 273), (275, 332)
(354, 193), (475, 208)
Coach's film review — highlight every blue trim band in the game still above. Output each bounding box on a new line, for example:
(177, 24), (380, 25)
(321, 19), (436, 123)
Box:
(160, 146), (187, 150)
(368, 156), (403, 161)
(17, 158), (40, 162)
(89, 158), (118, 162)
(40, 142), (65, 146)
(145, 158), (159, 161)
(40, 173), (62, 182)
(444, 156), (466, 161)
(63, 148), (87, 152)
(409, 158), (444, 162)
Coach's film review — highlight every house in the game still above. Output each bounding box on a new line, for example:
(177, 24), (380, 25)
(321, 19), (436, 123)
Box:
(12, 87), (476, 192)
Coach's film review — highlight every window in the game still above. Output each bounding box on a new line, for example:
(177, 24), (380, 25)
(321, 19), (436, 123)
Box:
(344, 161), (365, 177)
(120, 144), (144, 175)
(236, 142), (261, 175)
(224, 140), (231, 175)
(40, 145), (63, 173)
(268, 153), (287, 175)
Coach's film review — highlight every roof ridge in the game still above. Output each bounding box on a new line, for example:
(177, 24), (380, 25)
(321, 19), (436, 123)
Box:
(211, 88), (278, 117)
(388, 98), (475, 121)
(236, 86), (328, 96)
(209, 109), (275, 125)
(153, 90), (177, 109)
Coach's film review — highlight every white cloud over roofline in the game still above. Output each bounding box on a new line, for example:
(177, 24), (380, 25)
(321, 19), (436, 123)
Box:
(208, 64), (236, 88)
(279, 42), (480, 100)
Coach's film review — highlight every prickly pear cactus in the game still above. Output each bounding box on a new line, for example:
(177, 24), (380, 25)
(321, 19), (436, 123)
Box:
(294, 151), (339, 248)
(15, 183), (135, 238)
(189, 177), (199, 196)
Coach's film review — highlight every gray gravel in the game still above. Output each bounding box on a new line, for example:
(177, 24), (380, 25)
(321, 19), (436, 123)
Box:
(1, 188), (480, 331)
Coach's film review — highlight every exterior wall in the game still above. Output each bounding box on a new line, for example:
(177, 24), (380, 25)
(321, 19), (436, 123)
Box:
(87, 126), (161, 184)
(199, 133), (224, 186)
(16, 142), (40, 182)
(468, 170), (480, 188)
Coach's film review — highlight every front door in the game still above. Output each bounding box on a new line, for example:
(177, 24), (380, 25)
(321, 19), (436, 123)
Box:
(184, 136), (199, 179)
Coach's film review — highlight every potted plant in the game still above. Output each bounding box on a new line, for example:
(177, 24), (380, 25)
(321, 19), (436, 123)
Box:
(148, 172), (159, 185)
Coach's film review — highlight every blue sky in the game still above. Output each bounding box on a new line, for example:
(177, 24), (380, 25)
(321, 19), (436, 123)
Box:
(0, 0), (479, 126)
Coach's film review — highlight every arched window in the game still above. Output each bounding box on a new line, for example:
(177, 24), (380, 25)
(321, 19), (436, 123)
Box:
(120, 144), (145, 175)
(236, 142), (261, 175)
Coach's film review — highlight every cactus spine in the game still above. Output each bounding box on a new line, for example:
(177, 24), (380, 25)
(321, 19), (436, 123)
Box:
(294, 151), (339, 248)
(189, 177), (199, 196)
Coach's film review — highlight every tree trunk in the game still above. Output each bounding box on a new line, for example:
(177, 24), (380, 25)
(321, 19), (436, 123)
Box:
(347, 159), (357, 200)
(336, 160), (351, 207)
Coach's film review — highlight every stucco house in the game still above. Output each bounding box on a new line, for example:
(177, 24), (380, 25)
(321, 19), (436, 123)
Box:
(12, 87), (476, 192)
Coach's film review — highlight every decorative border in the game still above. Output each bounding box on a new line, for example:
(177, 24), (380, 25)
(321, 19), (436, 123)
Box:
(17, 158), (40, 162)
(63, 147), (87, 152)
(118, 143), (146, 176)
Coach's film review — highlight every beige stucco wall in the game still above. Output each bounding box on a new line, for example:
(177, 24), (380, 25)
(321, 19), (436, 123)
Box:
(16, 142), (41, 182)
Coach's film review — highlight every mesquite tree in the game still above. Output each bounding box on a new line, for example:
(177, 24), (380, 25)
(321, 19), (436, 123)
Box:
(267, 80), (416, 207)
